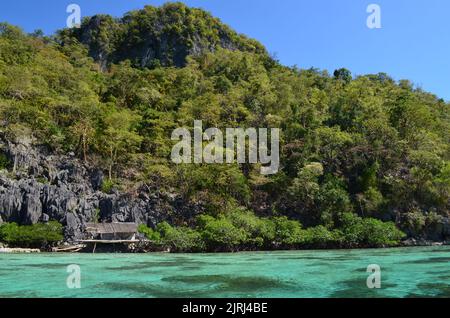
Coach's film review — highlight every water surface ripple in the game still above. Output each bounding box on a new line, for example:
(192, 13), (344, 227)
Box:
(0, 246), (448, 298)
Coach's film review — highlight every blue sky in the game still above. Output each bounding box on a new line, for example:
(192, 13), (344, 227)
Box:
(0, 0), (449, 100)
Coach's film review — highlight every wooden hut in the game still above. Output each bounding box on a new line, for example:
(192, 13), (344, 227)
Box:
(83, 222), (139, 242)
(80, 222), (139, 253)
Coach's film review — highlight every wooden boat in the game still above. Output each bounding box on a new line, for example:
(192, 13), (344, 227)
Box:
(51, 244), (86, 253)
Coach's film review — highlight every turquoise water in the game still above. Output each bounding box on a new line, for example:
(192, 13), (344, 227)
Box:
(0, 246), (449, 298)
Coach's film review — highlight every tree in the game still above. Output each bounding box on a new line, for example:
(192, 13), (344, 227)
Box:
(286, 162), (324, 224)
(156, 222), (204, 252)
(71, 118), (95, 162)
(0, 222), (63, 248)
(333, 68), (352, 84)
(101, 109), (143, 180)
(197, 215), (247, 251)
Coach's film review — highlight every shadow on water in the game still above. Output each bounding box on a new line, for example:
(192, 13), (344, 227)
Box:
(105, 264), (204, 273)
(181, 266), (202, 270)
(105, 259), (229, 271)
(99, 275), (297, 297)
(427, 248), (450, 253)
(329, 277), (398, 298)
(275, 255), (360, 261)
(401, 257), (450, 265)
(20, 263), (71, 270)
(0, 291), (41, 298)
(99, 282), (210, 298)
(406, 283), (450, 298)
(105, 262), (181, 271)
(352, 268), (369, 273)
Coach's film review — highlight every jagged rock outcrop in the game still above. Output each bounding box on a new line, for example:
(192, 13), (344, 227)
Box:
(57, 3), (266, 70)
(0, 134), (204, 242)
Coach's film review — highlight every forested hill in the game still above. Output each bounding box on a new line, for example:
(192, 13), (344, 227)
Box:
(57, 2), (267, 70)
(0, 2), (449, 251)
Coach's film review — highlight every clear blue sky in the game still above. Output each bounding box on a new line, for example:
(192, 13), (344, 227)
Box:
(1, 0), (449, 100)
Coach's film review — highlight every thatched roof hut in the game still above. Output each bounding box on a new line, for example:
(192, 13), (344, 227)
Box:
(85, 222), (138, 241)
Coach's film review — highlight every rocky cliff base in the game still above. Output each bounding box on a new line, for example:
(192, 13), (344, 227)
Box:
(0, 134), (201, 242)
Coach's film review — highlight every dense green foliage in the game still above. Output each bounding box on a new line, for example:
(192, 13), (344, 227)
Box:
(0, 2), (449, 250)
(0, 222), (64, 248)
(139, 209), (405, 252)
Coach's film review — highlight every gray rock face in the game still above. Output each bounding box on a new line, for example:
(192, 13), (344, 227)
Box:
(441, 217), (450, 239)
(0, 135), (203, 242)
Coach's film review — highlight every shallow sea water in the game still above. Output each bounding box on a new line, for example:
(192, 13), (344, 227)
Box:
(0, 246), (449, 298)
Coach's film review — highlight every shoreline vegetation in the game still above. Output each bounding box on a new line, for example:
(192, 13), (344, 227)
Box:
(135, 211), (407, 253)
(0, 211), (447, 254)
(0, 211), (439, 253)
(0, 2), (449, 251)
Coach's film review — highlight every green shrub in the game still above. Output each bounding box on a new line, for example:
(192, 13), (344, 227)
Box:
(93, 208), (100, 224)
(302, 226), (342, 248)
(140, 211), (405, 252)
(340, 213), (405, 247)
(359, 218), (405, 247)
(228, 209), (275, 247)
(138, 224), (161, 242)
(101, 179), (115, 193)
(0, 221), (64, 248)
(315, 175), (353, 227)
(197, 215), (247, 251)
(156, 222), (204, 252)
(272, 216), (304, 247)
